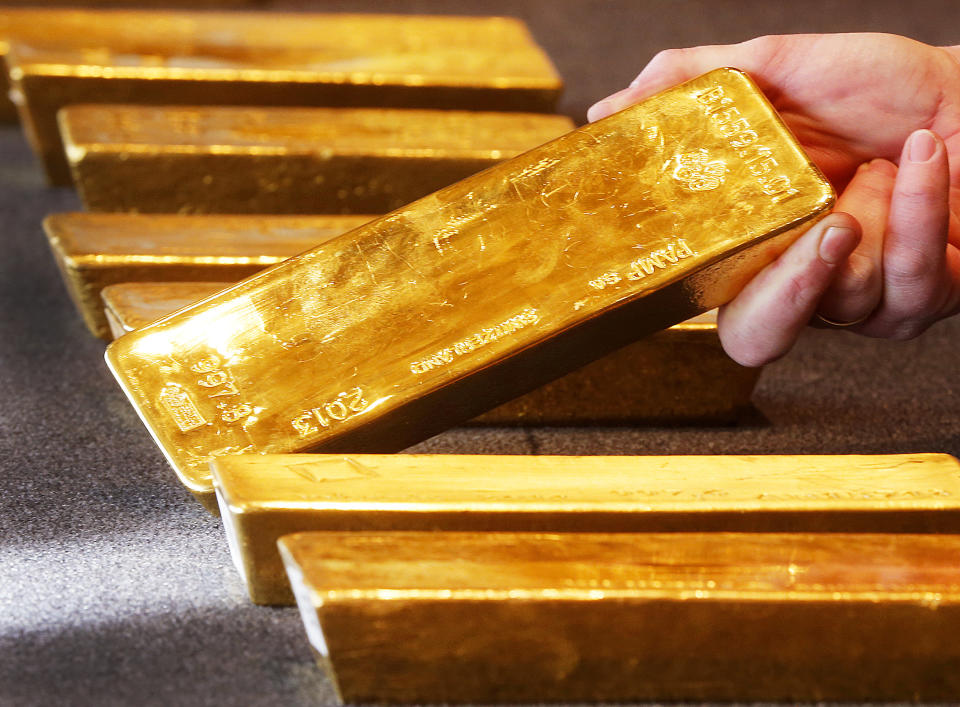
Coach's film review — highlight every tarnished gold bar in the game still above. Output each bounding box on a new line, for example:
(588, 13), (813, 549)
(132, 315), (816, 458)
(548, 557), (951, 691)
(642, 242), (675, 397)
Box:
(44, 213), (374, 339)
(214, 453), (960, 605)
(107, 69), (835, 499)
(6, 12), (561, 184)
(280, 530), (960, 703)
(60, 105), (573, 213)
(102, 282), (760, 424)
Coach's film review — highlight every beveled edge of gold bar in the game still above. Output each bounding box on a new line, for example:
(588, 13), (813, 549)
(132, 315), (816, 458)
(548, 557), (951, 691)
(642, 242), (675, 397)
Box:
(279, 530), (960, 601)
(4, 13), (563, 90)
(214, 453), (960, 514)
(57, 104), (576, 163)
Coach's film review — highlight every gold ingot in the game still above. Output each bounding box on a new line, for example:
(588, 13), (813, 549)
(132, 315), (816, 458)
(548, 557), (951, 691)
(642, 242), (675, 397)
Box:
(103, 282), (228, 341)
(59, 105), (573, 214)
(103, 281), (759, 425)
(5, 12), (561, 185)
(214, 453), (960, 605)
(280, 530), (960, 703)
(44, 213), (374, 339)
(107, 69), (835, 500)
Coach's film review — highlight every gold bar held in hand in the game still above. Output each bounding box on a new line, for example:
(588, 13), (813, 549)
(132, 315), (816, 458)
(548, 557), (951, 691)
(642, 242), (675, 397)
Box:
(45, 213), (374, 339)
(214, 453), (960, 604)
(5, 12), (561, 184)
(60, 105), (573, 214)
(106, 68), (834, 500)
(102, 281), (759, 426)
(280, 530), (960, 703)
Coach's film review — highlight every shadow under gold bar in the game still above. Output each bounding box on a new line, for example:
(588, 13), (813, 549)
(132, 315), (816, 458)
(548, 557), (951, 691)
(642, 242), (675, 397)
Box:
(106, 69), (835, 501)
(6, 12), (561, 184)
(280, 530), (960, 703)
(214, 453), (960, 605)
(59, 105), (574, 213)
(103, 281), (759, 426)
(44, 213), (375, 339)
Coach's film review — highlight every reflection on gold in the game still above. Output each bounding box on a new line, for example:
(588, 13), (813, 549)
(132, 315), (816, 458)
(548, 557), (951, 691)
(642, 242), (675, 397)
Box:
(59, 105), (574, 213)
(214, 453), (960, 604)
(45, 213), (374, 339)
(106, 69), (834, 499)
(3, 11), (561, 183)
(105, 281), (758, 429)
(280, 530), (960, 703)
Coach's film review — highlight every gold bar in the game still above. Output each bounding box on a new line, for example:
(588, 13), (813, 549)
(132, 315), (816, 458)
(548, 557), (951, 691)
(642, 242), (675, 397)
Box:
(60, 105), (574, 213)
(107, 69), (835, 500)
(280, 530), (960, 703)
(5, 12), (561, 184)
(103, 282), (226, 340)
(214, 453), (960, 605)
(44, 213), (374, 339)
(101, 282), (759, 423)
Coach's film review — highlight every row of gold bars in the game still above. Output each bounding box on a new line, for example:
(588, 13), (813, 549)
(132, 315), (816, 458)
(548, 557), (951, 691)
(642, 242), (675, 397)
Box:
(11, 7), (960, 703)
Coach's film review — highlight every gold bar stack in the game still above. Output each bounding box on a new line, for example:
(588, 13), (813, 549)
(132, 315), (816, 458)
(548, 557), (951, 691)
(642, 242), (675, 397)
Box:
(279, 530), (960, 703)
(44, 213), (374, 339)
(213, 453), (960, 604)
(59, 105), (573, 213)
(5, 12), (562, 184)
(105, 68), (834, 499)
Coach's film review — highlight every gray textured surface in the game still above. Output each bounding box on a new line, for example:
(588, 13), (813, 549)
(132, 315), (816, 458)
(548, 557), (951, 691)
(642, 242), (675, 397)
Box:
(2, 1), (959, 705)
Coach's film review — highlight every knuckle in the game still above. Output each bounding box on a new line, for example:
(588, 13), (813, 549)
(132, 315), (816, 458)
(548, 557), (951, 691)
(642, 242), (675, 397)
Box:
(884, 246), (935, 285)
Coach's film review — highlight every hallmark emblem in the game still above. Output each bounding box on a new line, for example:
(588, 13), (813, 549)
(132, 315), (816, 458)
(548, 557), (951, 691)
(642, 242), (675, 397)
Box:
(159, 383), (207, 432)
(672, 149), (726, 191)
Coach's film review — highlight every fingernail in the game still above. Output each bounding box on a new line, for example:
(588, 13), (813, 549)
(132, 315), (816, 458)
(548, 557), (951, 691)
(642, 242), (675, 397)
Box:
(908, 129), (938, 163)
(819, 226), (858, 265)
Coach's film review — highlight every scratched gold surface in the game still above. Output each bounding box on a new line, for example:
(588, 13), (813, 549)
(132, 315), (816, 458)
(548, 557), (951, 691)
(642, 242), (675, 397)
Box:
(103, 281), (757, 427)
(45, 213), (374, 339)
(280, 530), (960, 703)
(4, 12), (561, 183)
(106, 69), (835, 497)
(213, 453), (960, 605)
(60, 105), (574, 213)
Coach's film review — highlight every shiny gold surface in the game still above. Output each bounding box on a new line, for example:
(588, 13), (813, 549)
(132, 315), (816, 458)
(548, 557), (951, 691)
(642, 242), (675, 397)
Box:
(280, 530), (960, 703)
(103, 281), (758, 424)
(107, 69), (835, 498)
(215, 452), (960, 605)
(45, 213), (373, 339)
(5, 12), (561, 184)
(103, 282), (227, 339)
(60, 105), (574, 213)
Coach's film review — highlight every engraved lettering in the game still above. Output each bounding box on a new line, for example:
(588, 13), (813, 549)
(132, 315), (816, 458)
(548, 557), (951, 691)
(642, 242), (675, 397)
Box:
(190, 354), (222, 374)
(696, 83), (799, 203)
(291, 387), (369, 437)
(409, 308), (540, 375)
(197, 370), (228, 388)
(159, 384), (207, 432)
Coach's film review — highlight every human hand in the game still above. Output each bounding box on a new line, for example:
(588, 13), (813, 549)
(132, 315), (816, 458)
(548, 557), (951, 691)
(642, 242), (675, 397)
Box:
(589, 34), (960, 365)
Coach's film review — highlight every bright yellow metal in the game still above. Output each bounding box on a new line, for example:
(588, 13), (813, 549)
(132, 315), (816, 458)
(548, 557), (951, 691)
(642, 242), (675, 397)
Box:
(3, 11), (561, 183)
(280, 530), (960, 703)
(213, 452), (960, 604)
(106, 69), (835, 499)
(102, 281), (758, 426)
(45, 213), (374, 339)
(59, 105), (574, 213)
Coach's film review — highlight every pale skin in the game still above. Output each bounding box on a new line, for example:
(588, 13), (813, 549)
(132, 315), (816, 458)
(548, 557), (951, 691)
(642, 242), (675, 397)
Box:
(588, 33), (960, 366)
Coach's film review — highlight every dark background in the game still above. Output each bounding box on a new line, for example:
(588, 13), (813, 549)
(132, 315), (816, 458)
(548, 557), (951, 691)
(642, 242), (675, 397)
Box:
(2, 1), (959, 705)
